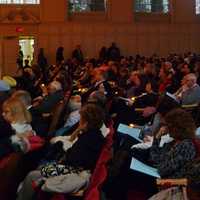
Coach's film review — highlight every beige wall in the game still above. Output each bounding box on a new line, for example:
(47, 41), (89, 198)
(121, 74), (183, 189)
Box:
(0, 0), (200, 75)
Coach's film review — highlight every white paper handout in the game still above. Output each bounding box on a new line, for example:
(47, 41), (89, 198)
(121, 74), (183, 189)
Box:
(117, 124), (143, 142)
(130, 157), (161, 178)
(166, 92), (179, 103)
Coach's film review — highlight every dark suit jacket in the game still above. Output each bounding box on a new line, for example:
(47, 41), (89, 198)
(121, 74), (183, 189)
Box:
(29, 107), (49, 137)
(34, 90), (64, 114)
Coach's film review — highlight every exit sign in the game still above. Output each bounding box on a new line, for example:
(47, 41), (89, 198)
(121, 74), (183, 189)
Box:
(16, 27), (24, 33)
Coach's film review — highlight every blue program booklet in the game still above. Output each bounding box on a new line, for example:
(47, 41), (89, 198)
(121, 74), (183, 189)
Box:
(130, 158), (161, 178)
(117, 124), (143, 142)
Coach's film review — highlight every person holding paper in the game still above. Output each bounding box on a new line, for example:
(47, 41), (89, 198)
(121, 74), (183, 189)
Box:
(149, 108), (196, 178)
(105, 109), (196, 200)
(174, 73), (200, 105)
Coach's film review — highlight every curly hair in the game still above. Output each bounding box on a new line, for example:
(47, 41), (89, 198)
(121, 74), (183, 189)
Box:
(164, 108), (196, 140)
(80, 103), (105, 130)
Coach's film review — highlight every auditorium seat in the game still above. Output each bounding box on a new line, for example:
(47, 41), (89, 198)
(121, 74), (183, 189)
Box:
(36, 121), (114, 200)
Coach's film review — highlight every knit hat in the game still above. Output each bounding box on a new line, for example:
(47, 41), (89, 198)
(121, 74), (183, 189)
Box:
(0, 80), (10, 92)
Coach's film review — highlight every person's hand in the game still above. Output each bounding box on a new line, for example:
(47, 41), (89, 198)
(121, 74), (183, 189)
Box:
(33, 96), (43, 102)
(32, 96), (43, 106)
(40, 84), (48, 97)
(17, 130), (34, 139)
(77, 122), (88, 132)
(142, 106), (156, 117)
(156, 126), (168, 139)
(126, 99), (134, 106)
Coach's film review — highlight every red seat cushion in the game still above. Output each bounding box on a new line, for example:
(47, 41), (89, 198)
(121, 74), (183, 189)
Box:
(0, 153), (19, 169)
(28, 135), (45, 152)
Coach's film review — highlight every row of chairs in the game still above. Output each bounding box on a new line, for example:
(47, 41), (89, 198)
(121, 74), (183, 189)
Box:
(34, 121), (114, 200)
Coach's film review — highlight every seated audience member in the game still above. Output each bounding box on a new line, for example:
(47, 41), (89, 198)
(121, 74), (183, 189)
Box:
(181, 62), (191, 77)
(131, 94), (180, 150)
(140, 62), (157, 92)
(150, 108), (196, 178)
(16, 68), (40, 98)
(64, 95), (82, 128)
(53, 91), (108, 137)
(126, 71), (143, 98)
(77, 62), (94, 87)
(106, 109), (197, 200)
(2, 97), (35, 153)
(106, 61), (119, 82)
(33, 81), (64, 114)
(17, 104), (106, 200)
(174, 73), (200, 105)
(118, 68), (129, 89)
(133, 81), (158, 108)
(148, 93), (180, 133)
(158, 66), (173, 94)
(112, 92), (179, 154)
(53, 67), (72, 92)
(11, 90), (49, 137)
(52, 95), (82, 136)
(81, 68), (112, 104)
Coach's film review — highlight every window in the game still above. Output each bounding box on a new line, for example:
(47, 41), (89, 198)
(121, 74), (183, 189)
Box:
(196, 0), (200, 14)
(0, 0), (39, 4)
(69, 0), (106, 12)
(135, 0), (169, 13)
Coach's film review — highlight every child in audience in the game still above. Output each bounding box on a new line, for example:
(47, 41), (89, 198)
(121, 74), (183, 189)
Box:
(2, 97), (35, 152)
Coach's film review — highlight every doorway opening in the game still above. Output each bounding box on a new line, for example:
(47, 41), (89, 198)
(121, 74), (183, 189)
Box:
(19, 36), (34, 67)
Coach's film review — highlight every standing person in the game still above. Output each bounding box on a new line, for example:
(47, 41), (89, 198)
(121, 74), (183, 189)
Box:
(37, 48), (48, 82)
(56, 47), (64, 65)
(24, 59), (31, 69)
(17, 45), (24, 70)
(107, 42), (121, 61)
(99, 46), (108, 62)
(72, 45), (84, 63)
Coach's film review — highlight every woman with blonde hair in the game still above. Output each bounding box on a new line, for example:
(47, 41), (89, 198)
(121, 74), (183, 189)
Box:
(2, 97), (35, 152)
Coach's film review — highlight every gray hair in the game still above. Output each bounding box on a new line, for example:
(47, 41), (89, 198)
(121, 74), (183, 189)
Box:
(185, 73), (197, 82)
